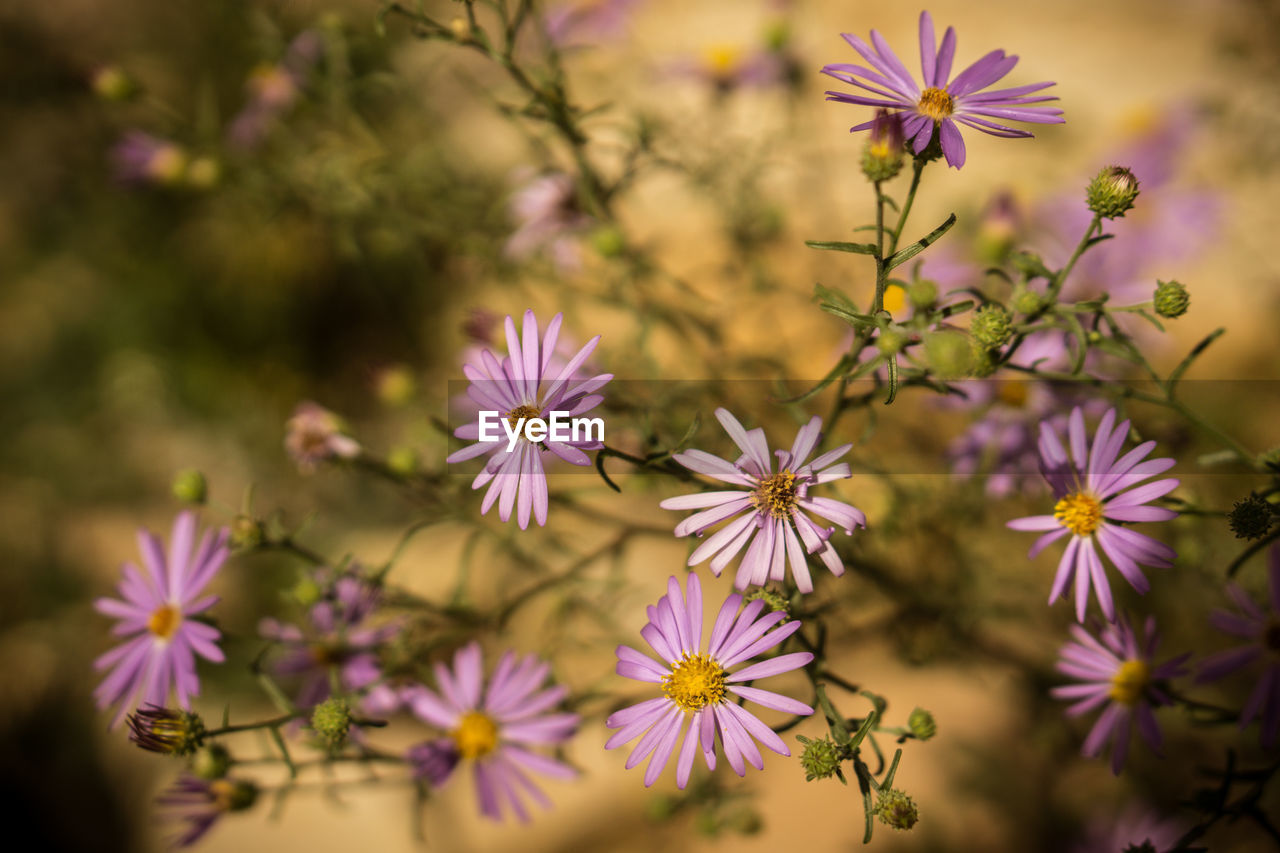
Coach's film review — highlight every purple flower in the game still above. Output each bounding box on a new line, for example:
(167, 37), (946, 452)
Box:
(402, 643), (578, 822)
(1051, 616), (1188, 775)
(1007, 407), (1179, 622)
(660, 408), (863, 593)
(543, 0), (641, 47)
(284, 401), (360, 472)
(258, 567), (398, 710)
(664, 44), (786, 93)
(606, 573), (813, 787)
(110, 131), (188, 186)
(227, 31), (323, 150)
(504, 171), (594, 273)
(1072, 805), (1186, 853)
(447, 309), (611, 529)
(1197, 544), (1280, 748)
(822, 11), (1063, 169)
(94, 512), (228, 728)
(158, 775), (257, 847)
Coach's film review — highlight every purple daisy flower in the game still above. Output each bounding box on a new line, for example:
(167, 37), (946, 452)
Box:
(258, 567), (399, 710)
(1050, 616), (1188, 775)
(1072, 805), (1186, 853)
(660, 408), (863, 593)
(401, 643), (579, 822)
(94, 512), (228, 728)
(1197, 544), (1280, 748)
(504, 171), (594, 273)
(605, 573), (814, 787)
(284, 401), (360, 473)
(227, 30), (323, 150)
(157, 775), (257, 848)
(1007, 407), (1179, 623)
(822, 10), (1063, 169)
(446, 309), (612, 529)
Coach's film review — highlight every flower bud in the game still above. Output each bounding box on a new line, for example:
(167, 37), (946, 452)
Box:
(969, 341), (999, 378)
(874, 788), (919, 830)
(923, 331), (972, 380)
(1153, 280), (1189, 319)
(590, 225), (626, 258)
(1010, 251), (1051, 281)
(311, 697), (352, 751)
(211, 778), (258, 813)
(797, 735), (845, 781)
(375, 365), (416, 407)
(387, 446), (419, 477)
(907, 707), (937, 741)
(192, 743), (233, 780)
(1086, 165), (1140, 219)
(1011, 286), (1046, 316)
(907, 278), (937, 310)
(171, 469), (207, 505)
(861, 110), (905, 183)
(744, 587), (790, 619)
(127, 706), (206, 756)
(229, 515), (263, 549)
(1229, 495), (1274, 541)
(970, 304), (1013, 350)
(91, 66), (136, 101)
(876, 328), (908, 356)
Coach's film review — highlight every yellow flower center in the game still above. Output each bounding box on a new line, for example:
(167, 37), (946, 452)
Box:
(995, 381), (1029, 409)
(147, 604), (182, 640)
(451, 711), (499, 759)
(1108, 660), (1151, 706)
(752, 470), (799, 519)
(662, 653), (727, 712)
(209, 779), (237, 811)
(882, 285), (906, 315)
(704, 44), (741, 77)
(1054, 491), (1103, 537)
(917, 87), (955, 122)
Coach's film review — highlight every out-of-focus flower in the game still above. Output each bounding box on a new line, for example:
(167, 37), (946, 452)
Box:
(158, 775), (257, 847)
(606, 573), (813, 787)
(504, 171), (594, 273)
(1071, 805), (1186, 853)
(447, 309), (611, 529)
(94, 512), (228, 728)
(284, 401), (360, 473)
(227, 30), (323, 150)
(259, 566), (398, 711)
(402, 643), (578, 822)
(661, 408), (863, 593)
(861, 109), (906, 182)
(822, 11), (1063, 169)
(1051, 616), (1188, 775)
(543, 0), (642, 48)
(90, 65), (136, 101)
(1198, 544), (1280, 748)
(665, 43), (786, 94)
(110, 131), (188, 186)
(1007, 407), (1179, 622)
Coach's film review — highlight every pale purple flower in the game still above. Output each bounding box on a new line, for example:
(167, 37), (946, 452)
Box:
(284, 401), (360, 473)
(606, 573), (813, 787)
(504, 171), (593, 273)
(227, 31), (323, 150)
(1072, 805), (1186, 853)
(664, 44), (786, 93)
(447, 309), (611, 529)
(94, 512), (228, 728)
(402, 643), (578, 822)
(660, 408), (863, 594)
(1197, 544), (1280, 748)
(822, 10), (1063, 169)
(1051, 616), (1188, 775)
(110, 131), (187, 186)
(258, 567), (398, 710)
(1007, 407), (1179, 622)
(543, 0), (641, 47)
(157, 775), (256, 847)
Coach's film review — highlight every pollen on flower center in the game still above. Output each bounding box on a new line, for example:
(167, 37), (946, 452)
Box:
(1054, 491), (1104, 537)
(147, 604), (182, 640)
(752, 470), (800, 519)
(1108, 659), (1151, 705)
(662, 653), (727, 712)
(451, 710), (499, 759)
(505, 404), (544, 445)
(917, 86), (955, 121)
(704, 44), (741, 76)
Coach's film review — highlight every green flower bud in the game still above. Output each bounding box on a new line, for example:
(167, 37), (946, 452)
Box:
(1153, 280), (1189, 319)
(291, 574), (323, 607)
(212, 778), (258, 813)
(969, 342), (999, 378)
(907, 278), (938, 310)
(229, 515), (263, 549)
(1086, 165), (1140, 219)
(127, 707), (206, 756)
(797, 735), (846, 781)
(91, 66), (137, 101)
(311, 697), (353, 751)
(764, 21), (791, 52)
(172, 469), (207, 505)
(744, 587), (790, 619)
(192, 743), (233, 780)
(907, 707), (937, 741)
(1011, 287), (1046, 316)
(876, 328), (908, 356)
(861, 110), (905, 183)
(923, 331), (972, 380)
(590, 225), (626, 258)
(387, 446), (419, 477)
(375, 365), (416, 407)
(970, 304), (1013, 350)
(1010, 251), (1052, 281)
(874, 788), (919, 830)
(1229, 495), (1274, 541)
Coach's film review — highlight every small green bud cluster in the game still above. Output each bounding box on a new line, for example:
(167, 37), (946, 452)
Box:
(1086, 165), (1140, 219)
(876, 327), (908, 356)
(970, 304), (1013, 350)
(311, 697), (353, 751)
(1011, 286), (1046, 316)
(229, 515), (263, 549)
(874, 788), (919, 830)
(1229, 495), (1274, 541)
(172, 469), (207, 505)
(193, 743), (233, 780)
(907, 278), (937, 310)
(907, 707), (937, 741)
(1153, 280), (1190, 319)
(923, 331), (972, 380)
(796, 734), (849, 781)
(744, 587), (791, 619)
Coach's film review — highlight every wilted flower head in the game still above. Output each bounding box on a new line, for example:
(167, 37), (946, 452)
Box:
(661, 409), (863, 593)
(822, 11), (1063, 169)
(402, 643), (578, 822)
(127, 706), (206, 755)
(606, 573), (814, 788)
(1007, 407), (1179, 622)
(504, 172), (594, 273)
(1051, 616), (1188, 775)
(111, 131), (187, 186)
(94, 512), (228, 727)
(284, 401), (360, 473)
(1197, 544), (1280, 748)
(158, 774), (257, 847)
(447, 309), (611, 529)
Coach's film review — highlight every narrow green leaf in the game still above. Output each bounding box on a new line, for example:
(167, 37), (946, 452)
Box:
(806, 239), (879, 255)
(778, 353), (854, 404)
(1168, 327), (1226, 389)
(887, 213), (957, 271)
(594, 452), (622, 493)
(884, 353), (899, 405)
(814, 282), (857, 312)
(820, 302), (876, 328)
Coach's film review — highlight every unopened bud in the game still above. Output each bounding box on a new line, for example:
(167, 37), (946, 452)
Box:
(172, 469), (207, 505)
(1086, 165), (1140, 219)
(907, 278), (938, 310)
(1229, 495), (1274, 541)
(861, 109), (905, 183)
(192, 743), (233, 780)
(311, 697), (352, 751)
(1153, 280), (1189, 319)
(797, 734), (846, 781)
(907, 707), (936, 741)
(923, 331), (972, 380)
(970, 304), (1013, 350)
(229, 515), (263, 549)
(127, 706), (206, 755)
(874, 788), (919, 830)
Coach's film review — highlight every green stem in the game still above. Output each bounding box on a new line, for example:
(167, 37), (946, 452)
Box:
(887, 159), (926, 257)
